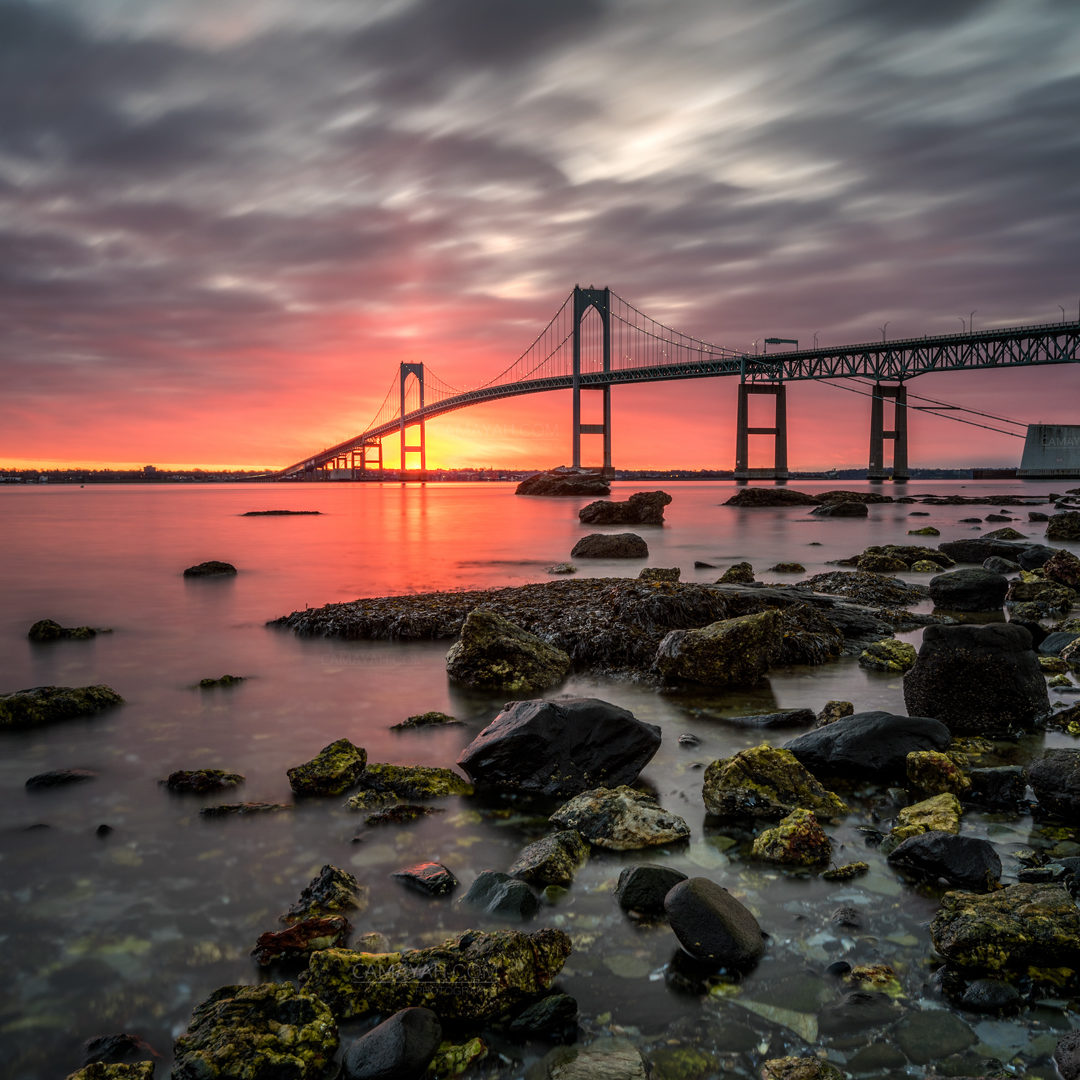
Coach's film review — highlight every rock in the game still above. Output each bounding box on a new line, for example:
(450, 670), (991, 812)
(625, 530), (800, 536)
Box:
(817, 989), (900, 1036)
(67, 1064), (154, 1079)
(533, 1039), (646, 1080)
(928, 568), (1008, 612)
(287, 738), (367, 796)
(28, 618), (97, 642)
(171, 982), (337, 1080)
(0, 685), (124, 731)
(458, 870), (540, 921)
(457, 697), (660, 798)
(718, 561), (754, 583)
(198, 674), (244, 688)
(1044, 549), (1080, 588)
(751, 808), (831, 866)
(508, 993), (578, 1039)
(341, 1008), (441, 1080)
(816, 700), (853, 725)
(164, 769), (244, 794)
(654, 609), (782, 687)
(345, 763), (472, 804)
(908, 526), (940, 536)
(509, 831), (590, 887)
(693, 560), (717, 568)
(1028, 749), (1080, 819)
(303, 928), (571, 1021)
(1006, 577), (1075, 614)
(957, 978), (1022, 1013)
(821, 862), (868, 881)
(1018, 543), (1058, 569)
(768, 562), (805, 573)
(930, 882), (1080, 976)
(1047, 511), (1080, 541)
(81, 1034), (157, 1067)
(856, 553), (907, 572)
(550, 785), (690, 850)
(892, 1010), (976, 1066)
(937, 538), (1029, 564)
(858, 639), (916, 672)
(760, 1059), (845, 1080)
(784, 710), (950, 780)
(200, 802), (292, 817)
(903, 623), (1050, 734)
(25, 768), (96, 789)
(718, 708), (816, 730)
(723, 488), (819, 507)
(816, 490), (894, 504)
(983, 555), (1020, 574)
(364, 804), (441, 826)
(638, 566), (680, 584)
(967, 766), (1027, 810)
(663, 877), (765, 967)
(182, 560), (237, 577)
(887, 832), (1001, 891)
(547, 563), (577, 575)
(243, 509), (321, 515)
(516, 470), (610, 496)
(391, 862), (458, 897)
(1055, 1031), (1080, 1080)
(800, 568), (931, 604)
(1030, 510), (1051, 521)
(701, 743), (846, 820)
(811, 501), (867, 517)
(252, 916), (351, 966)
(446, 609), (571, 694)
(614, 865), (688, 917)
(984, 526), (1026, 539)
(888, 792), (962, 848)
(570, 533), (649, 559)
(906, 750), (970, 798)
(578, 491), (672, 525)
(282, 864), (369, 924)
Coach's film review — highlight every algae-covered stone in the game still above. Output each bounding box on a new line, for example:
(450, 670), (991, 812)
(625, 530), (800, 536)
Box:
(888, 792), (962, 847)
(66, 1066), (153, 1080)
(858, 639), (917, 673)
(282, 864), (369, 924)
(165, 769), (244, 794)
(390, 711), (462, 731)
(549, 785), (690, 850)
(930, 882), (1080, 976)
(911, 559), (940, 572)
(908, 526), (941, 536)
(701, 744), (847, 821)
(760, 1057), (845, 1080)
(816, 700), (853, 726)
(638, 566), (681, 584)
(29, 619), (97, 642)
(751, 808), (832, 866)
(509, 830), (590, 887)
(346, 763), (472, 804)
(446, 608), (571, 693)
(172, 982), (338, 1080)
(906, 750), (971, 798)
(857, 553), (908, 573)
(821, 862), (868, 881)
(718, 561), (754, 583)
(768, 562), (805, 574)
(287, 739), (367, 796)
(253, 915), (351, 967)
(302, 928), (571, 1021)
(646, 1045), (721, 1080)
(654, 609), (782, 687)
(425, 1037), (487, 1077)
(0, 684), (124, 731)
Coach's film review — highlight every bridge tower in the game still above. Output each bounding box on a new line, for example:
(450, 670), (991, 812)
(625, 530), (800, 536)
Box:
(868, 382), (909, 482)
(399, 362), (426, 477)
(734, 376), (788, 481)
(571, 286), (612, 474)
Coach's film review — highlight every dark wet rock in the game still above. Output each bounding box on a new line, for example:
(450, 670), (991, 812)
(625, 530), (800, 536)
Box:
(550, 785), (690, 850)
(702, 743), (846, 820)
(654, 609), (782, 686)
(663, 876), (765, 967)
(1047, 511), (1080, 541)
(984, 526), (1026, 539)
(446, 609), (571, 694)
(982, 556), (1020, 574)
(614, 864), (688, 916)
(342, 1009), (442, 1080)
(303, 927), (571, 1021)
(937, 538), (1029, 564)
(830, 906), (863, 929)
(198, 674), (245, 690)
(958, 978), (1022, 1013)
(1017, 543), (1058, 569)
(28, 618), (97, 642)
(164, 769), (244, 794)
(365, 804), (441, 826)
(930, 881), (1080, 976)
(985, 514), (1014, 524)
(25, 768), (96, 789)
(693, 560), (717, 569)
(287, 738), (367, 796)
(723, 488), (819, 507)
(638, 566), (680, 584)
(392, 861), (458, 897)
(677, 732), (700, 746)
(751, 808), (832, 866)
(200, 801), (291, 817)
(458, 870), (540, 921)
(1030, 510), (1051, 522)
(391, 711), (462, 731)
(909, 525), (941, 536)
(283, 864), (369, 924)
(458, 697), (660, 798)
(82, 1033), (157, 1067)
(797, 569), (929, 606)
(929, 569), (1008, 612)
(1042, 630), (1080, 655)
(67, 1064), (154, 1079)
(903, 623), (1050, 734)
(893, 1009), (976, 1065)
(768, 562), (806, 573)
(182, 560), (237, 577)
(570, 532), (649, 559)
(959, 516), (983, 523)
(508, 993), (578, 1039)
(171, 982), (337, 1080)
(242, 509), (321, 516)
(1055, 1031), (1080, 1080)
(887, 832), (1001, 891)
(516, 470), (610, 496)
(252, 915), (351, 967)
(811, 500), (867, 517)
(1028, 749), (1080, 819)
(718, 561), (754, 583)
(817, 990), (901, 1035)
(718, 708), (816, 729)
(1044, 548), (1080, 588)
(966, 766), (1026, 810)
(509, 830), (589, 887)
(760, 1059), (845, 1080)
(579, 490), (671, 525)
(1010, 618), (1049, 649)
(858, 639), (917, 672)
(0, 684), (124, 731)
(785, 710), (950, 781)
(345, 763), (472, 805)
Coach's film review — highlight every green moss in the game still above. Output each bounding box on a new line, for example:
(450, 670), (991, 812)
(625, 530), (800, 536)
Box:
(906, 751), (971, 798)
(908, 526), (941, 536)
(751, 808), (832, 866)
(647, 1045), (721, 1080)
(424, 1037), (487, 1077)
(858, 638), (917, 673)
(821, 861), (868, 881)
(445, 608), (570, 693)
(848, 963), (903, 997)
(0, 684), (124, 730)
(65, 1066), (154, 1080)
(891, 792), (962, 845)
(761, 1056), (845, 1080)
(911, 560), (940, 572)
(1040, 656), (1069, 673)
(718, 561), (754, 583)
(357, 763), (472, 800)
(287, 738), (367, 796)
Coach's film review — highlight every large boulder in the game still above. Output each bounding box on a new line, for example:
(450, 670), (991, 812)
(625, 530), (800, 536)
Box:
(287, 738), (367, 796)
(445, 609), (570, 694)
(723, 488), (819, 507)
(701, 743), (847, 820)
(578, 491), (671, 525)
(457, 697), (661, 797)
(341, 1008), (441, 1080)
(784, 710), (950, 781)
(515, 470), (610, 496)
(653, 609), (783, 687)
(0, 684), (124, 731)
(887, 832), (1001, 892)
(1044, 548), (1080, 588)
(1028, 749), (1080, 819)
(570, 533), (649, 558)
(903, 623), (1050, 735)
(303, 928), (572, 1021)
(549, 785), (690, 850)
(663, 877), (765, 966)
(928, 569), (1008, 612)
(1047, 511), (1080, 541)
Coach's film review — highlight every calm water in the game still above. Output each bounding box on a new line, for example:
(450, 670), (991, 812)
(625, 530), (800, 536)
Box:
(1, 479), (1077, 1078)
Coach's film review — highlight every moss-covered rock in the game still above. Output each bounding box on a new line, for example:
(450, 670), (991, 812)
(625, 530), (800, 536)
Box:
(857, 553), (908, 573)
(821, 861), (868, 881)
(1006, 578), (1075, 614)
(911, 559), (940, 572)
(65, 1067), (154, 1080)
(751, 808), (832, 866)
(164, 769), (244, 794)
(509, 830), (590, 887)
(906, 750), (971, 798)
(282, 864), (369, 924)
(702, 743), (847, 821)
(718, 561), (754, 583)
(0, 684), (124, 730)
(287, 738), (366, 796)
(28, 618), (98, 642)
(816, 700), (853, 725)
(425, 1037), (487, 1077)
(390, 711), (462, 731)
(445, 608), (571, 693)
(171, 982), (338, 1080)
(303, 928), (571, 1022)
(1040, 655), (1070, 673)
(646, 1044), (721, 1080)
(654, 609), (782, 686)
(858, 639), (917, 673)
(199, 674), (245, 688)
(908, 526), (941, 536)
(768, 562), (805, 574)
(888, 792), (962, 848)
(760, 1056), (845, 1080)
(549, 785), (690, 850)
(344, 763), (472, 806)
(639, 567), (681, 584)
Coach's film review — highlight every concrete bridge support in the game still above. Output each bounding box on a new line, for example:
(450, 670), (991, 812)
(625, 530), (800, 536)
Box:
(399, 363), (426, 476)
(572, 286), (612, 474)
(868, 382), (909, 482)
(734, 382), (788, 480)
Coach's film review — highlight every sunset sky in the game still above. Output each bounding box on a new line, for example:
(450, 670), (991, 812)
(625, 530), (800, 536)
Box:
(3, 0), (1079, 472)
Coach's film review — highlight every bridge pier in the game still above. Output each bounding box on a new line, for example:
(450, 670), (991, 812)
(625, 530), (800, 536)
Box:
(571, 286), (612, 474)
(868, 382), (909, 482)
(734, 382), (788, 481)
(399, 363), (426, 478)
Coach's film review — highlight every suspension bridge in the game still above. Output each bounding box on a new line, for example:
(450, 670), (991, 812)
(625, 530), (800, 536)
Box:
(279, 286), (1080, 482)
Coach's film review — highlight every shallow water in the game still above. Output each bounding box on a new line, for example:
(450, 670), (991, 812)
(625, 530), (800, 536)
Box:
(1, 479), (1078, 1078)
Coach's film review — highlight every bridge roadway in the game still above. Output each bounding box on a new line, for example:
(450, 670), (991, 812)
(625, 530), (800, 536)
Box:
(282, 318), (1080, 476)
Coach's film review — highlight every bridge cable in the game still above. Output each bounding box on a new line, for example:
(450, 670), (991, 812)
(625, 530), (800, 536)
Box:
(846, 379), (1028, 429)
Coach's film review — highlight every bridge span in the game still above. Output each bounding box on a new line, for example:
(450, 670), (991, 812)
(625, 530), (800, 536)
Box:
(281, 286), (1080, 481)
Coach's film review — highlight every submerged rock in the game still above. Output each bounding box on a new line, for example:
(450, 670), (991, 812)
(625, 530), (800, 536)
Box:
(887, 832), (1001, 892)
(458, 870), (540, 921)
(1028, 748), (1080, 819)
(760, 1058), (845, 1080)
(654, 609), (782, 687)
(515, 470), (610, 496)
(171, 982), (338, 1080)
(0, 685), (124, 731)
(751, 808), (832, 866)
(182, 560), (237, 577)
(509, 830), (590, 887)
(811, 500), (867, 518)
(164, 769), (244, 794)
(723, 488), (819, 507)
(198, 674), (244, 689)
(252, 916), (351, 967)
(578, 490), (671, 525)
(28, 618), (97, 642)
(507, 993), (578, 1039)
(282, 864), (369, 924)
(200, 802), (291, 817)
(663, 876), (765, 967)
(614, 864), (688, 917)
(67, 1063), (154, 1079)
(550, 785), (690, 850)
(25, 768), (97, 789)
(446, 609), (571, 694)
(303, 928), (572, 1021)
(287, 739), (367, 796)
(570, 533), (649, 559)
(341, 1007), (441, 1080)
(364, 805), (441, 826)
